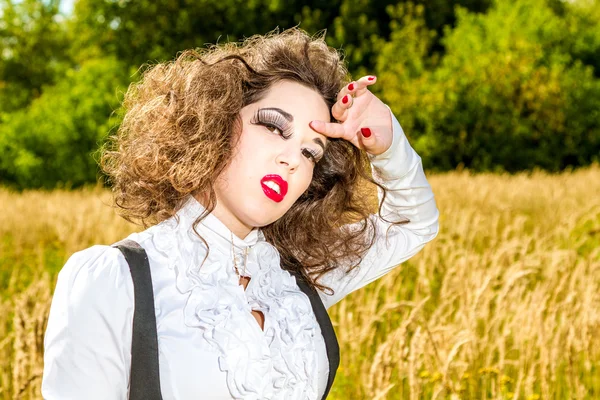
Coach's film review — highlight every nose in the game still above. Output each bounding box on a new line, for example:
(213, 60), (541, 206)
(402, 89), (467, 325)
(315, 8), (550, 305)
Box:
(275, 148), (302, 173)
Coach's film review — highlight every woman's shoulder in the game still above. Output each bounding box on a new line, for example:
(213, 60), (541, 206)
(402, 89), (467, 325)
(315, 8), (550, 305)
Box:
(56, 244), (134, 302)
(45, 244), (135, 384)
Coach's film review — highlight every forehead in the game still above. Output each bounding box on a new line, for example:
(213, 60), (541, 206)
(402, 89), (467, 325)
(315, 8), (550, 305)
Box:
(251, 80), (331, 125)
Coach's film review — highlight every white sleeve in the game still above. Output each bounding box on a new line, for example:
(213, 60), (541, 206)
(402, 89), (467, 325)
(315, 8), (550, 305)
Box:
(318, 109), (440, 309)
(42, 245), (134, 400)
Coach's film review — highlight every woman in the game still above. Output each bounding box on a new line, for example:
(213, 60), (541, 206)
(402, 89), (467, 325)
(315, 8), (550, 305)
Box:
(42, 28), (439, 399)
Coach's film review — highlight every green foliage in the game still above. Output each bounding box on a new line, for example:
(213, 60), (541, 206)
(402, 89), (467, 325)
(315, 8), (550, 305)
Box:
(0, 0), (71, 113)
(68, 0), (337, 67)
(66, 0), (491, 74)
(0, 0), (599, 188)
(561, 0), (600, 76)
(377, 0), (600, 172)
(0, 58), (130, 189)
(372, 3), (437, 106)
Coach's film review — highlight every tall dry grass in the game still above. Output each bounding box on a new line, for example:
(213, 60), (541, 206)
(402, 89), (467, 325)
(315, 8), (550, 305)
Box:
(0, 188), (137, 399)
(1, 165), (599, 399)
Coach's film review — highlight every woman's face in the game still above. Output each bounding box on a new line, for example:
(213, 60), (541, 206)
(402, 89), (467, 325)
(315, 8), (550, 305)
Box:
(209, 80), (331, 238)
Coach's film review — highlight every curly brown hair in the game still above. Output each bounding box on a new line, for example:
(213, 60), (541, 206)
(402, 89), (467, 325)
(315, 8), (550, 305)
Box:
(101, 28), (401, 292)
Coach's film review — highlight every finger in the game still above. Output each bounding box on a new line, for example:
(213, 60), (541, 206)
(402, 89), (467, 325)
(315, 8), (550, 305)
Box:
(358, 126), (377, 151)
(309, 120), (346, 138)
(354, 75), (377, 97)
(358, 125), (393, 156)
(336, 81), (358, 102)
(331, 93), (353, 122)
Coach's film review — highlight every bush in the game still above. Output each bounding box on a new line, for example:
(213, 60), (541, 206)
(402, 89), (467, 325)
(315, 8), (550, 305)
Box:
(376, 0), (600, 172)
(0, 58), (130, 189)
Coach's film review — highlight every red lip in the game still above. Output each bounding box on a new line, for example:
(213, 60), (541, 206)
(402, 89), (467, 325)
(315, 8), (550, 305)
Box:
(260, 175), (288, 203)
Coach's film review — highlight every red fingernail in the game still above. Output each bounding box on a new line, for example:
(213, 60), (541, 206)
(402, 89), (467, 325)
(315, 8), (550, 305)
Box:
(348, 83), (354, 91)
(342, 95), (349, 104)
(368, 76), (375, 81)
(361, 127), (372, 138)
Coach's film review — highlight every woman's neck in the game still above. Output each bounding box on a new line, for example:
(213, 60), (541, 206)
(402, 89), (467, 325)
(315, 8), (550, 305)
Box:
(192, 193), (253, 240)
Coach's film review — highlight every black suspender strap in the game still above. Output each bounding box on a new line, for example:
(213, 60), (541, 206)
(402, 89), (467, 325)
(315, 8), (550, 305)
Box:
(293, 274), (340, 400)
(113, 240), (164, 400)
(114, 239), (339, 399)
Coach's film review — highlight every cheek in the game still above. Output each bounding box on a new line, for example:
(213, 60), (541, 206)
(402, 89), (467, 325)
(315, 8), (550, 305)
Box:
(228, 130), (262, 173)
(290, 169), (314, 200)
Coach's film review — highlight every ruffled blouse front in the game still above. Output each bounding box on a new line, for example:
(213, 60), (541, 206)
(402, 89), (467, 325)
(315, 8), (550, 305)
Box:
(142, 199), (321, 399)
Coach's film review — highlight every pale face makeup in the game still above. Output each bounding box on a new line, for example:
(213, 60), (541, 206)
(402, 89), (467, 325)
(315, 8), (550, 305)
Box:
(202, 80), (331, 239)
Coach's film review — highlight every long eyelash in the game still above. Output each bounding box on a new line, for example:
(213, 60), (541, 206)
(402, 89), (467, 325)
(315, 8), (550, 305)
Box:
(251, 109), (321, 163)
(251, 109), (293, 138)
(302, 148), (321, 163)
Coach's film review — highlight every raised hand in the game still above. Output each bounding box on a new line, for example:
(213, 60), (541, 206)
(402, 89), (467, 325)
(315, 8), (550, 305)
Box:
(309, 75), (393, 156)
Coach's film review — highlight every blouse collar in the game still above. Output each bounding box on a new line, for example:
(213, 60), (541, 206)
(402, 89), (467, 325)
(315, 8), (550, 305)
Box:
(176, 195), (265, 252)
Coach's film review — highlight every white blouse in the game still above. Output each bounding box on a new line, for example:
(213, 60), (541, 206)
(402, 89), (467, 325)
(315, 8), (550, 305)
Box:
(42, 112), (439, 400)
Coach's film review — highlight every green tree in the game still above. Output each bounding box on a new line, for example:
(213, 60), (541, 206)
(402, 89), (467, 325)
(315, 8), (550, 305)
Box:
(0, 0), (71, 113)
(67, 0), (493, 74)
(0, 57), (130, 189)
(372, 2), (438, 122)
(560, 0), (600, 76)
(3, 0), (596, 190)
(68, 0), (338, 67)
(377, 0), (600, 172)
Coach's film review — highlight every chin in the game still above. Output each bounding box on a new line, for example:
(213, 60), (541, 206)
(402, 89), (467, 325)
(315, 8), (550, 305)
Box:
(242, 204), (287, 228)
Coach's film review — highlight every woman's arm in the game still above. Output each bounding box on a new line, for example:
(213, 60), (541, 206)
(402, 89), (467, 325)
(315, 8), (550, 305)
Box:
(316, 109), (439, 309)
(42, 246), (134, 399)
(308, 76), (439, 309)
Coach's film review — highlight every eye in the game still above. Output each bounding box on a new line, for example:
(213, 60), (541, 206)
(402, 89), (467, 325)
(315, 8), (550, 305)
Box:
(302, 148), (321, 163)
(251, 109), (293, 138)
(263, 123), (283, 136)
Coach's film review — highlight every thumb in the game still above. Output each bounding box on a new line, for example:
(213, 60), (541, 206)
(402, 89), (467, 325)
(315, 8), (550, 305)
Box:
(360, 127), (377, 154)
(358, 126), (387, 156)
(360, 127), (373, 140)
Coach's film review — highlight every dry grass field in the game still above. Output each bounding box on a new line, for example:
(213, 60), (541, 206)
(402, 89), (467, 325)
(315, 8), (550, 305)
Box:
(1, 165), (599, 399)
